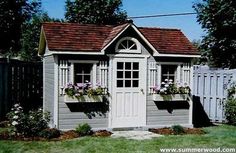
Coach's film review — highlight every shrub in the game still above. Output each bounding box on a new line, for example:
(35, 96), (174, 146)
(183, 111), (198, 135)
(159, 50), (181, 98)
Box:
(7, 104), (50, 137)
(75, 123), (92, 136)
(225, 83), (236, 126)
(225, 98), (236, 125)
(171, 125), (185, 135)
(39, 128), (61, 139)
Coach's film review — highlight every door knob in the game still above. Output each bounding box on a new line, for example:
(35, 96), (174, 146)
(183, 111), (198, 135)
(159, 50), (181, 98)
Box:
(140, 88), (144, 94)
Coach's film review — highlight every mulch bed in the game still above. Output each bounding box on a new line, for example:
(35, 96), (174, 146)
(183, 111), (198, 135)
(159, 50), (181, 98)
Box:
(149, 127), (206, 135)
(93, 130), (113, 137)
(0, 129), (112, 141)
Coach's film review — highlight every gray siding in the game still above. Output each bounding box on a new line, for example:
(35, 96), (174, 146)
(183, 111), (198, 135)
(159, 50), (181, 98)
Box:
(146, 95), (189, 126)
(44, 55), (55, 126)
(58, 97), (108, 130)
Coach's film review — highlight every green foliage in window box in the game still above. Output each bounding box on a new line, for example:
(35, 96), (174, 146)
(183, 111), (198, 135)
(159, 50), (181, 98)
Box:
(64, 82), (107, 101)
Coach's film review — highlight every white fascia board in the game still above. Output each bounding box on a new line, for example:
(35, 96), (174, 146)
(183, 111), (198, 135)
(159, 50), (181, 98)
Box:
(131, 25), (159, 54)
(153, 52), (201, 58)
(43, 50), (104, 56)
(101, 24), (131, 52)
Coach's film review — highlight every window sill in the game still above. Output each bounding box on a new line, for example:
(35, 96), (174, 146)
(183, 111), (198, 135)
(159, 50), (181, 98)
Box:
(64, 95), (104, 103)
(153, 94), (188, 101)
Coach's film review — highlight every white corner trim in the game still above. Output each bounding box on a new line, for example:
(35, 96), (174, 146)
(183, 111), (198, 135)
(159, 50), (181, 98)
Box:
(101, 24), (131, 52)
(43, 58), (46, 113)
(131, 25), (159, 54)
(54, 55), (59, 128)
(154, 52), (201, 58)
(108, 56), (113, 128)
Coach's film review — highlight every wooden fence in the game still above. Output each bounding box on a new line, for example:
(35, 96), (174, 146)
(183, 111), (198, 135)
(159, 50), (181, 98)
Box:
(192, 65), (236, 122)
(0, 58), (43, 120)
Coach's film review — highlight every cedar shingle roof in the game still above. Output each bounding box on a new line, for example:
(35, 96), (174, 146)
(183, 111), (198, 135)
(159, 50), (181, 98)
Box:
(138, 27), (198, 55)
(41, 22), (198, 55)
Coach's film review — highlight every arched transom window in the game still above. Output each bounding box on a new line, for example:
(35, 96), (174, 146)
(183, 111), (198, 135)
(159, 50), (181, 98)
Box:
(115, 37), (141, 53)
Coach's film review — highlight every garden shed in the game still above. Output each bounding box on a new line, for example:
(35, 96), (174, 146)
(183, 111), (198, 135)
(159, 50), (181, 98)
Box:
(38, 21), (199, 130)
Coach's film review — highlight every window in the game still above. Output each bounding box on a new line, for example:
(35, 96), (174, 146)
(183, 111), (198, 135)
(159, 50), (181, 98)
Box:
(74, 63), (93, 83)
(161, 65), (177, 82)
(116, 62), (139, 88)
(115, 37), (141, 53)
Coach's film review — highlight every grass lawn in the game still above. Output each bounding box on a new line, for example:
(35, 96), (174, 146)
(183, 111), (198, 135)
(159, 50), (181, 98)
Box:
(0, 125), (236, 153)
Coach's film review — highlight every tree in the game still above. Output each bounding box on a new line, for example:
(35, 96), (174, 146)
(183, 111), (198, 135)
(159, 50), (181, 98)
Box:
(65, 0), (127, 25)
(0, 0), (41, 55)
(20, 13), (57, 61)
(193, 0), (236, 68)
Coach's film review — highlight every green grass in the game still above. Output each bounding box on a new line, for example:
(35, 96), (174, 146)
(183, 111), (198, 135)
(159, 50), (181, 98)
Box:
(0, 125), (236, 153)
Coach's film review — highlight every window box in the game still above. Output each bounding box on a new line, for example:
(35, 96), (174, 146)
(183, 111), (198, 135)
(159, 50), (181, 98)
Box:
(153, 94), (188, 101)
(64, 95), (103, 103)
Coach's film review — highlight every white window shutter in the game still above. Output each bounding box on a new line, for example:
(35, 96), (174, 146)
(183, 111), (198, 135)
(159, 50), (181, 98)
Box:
(148, 62), (158, 93)
(59, 60), (69, 95)
(99, 61), (108, 88)
(182, 63), (191, 86)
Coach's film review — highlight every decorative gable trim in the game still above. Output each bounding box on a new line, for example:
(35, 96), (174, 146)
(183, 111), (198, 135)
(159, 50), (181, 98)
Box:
(101, 24), (130, 52)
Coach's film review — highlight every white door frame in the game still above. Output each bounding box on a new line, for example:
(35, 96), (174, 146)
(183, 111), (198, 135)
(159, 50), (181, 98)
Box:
(108, 54), (148, 128)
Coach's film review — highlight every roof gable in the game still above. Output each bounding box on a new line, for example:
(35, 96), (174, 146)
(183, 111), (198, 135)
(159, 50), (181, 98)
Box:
(39, 22), (198, 56)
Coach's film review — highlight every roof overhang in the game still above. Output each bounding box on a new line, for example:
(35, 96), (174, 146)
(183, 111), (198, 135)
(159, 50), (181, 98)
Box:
(38, 27), (46, 56)
(153, 52), (201, 58)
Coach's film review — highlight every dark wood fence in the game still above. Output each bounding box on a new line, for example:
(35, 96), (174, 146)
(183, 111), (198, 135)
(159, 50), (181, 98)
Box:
(0, 58), (43, 120)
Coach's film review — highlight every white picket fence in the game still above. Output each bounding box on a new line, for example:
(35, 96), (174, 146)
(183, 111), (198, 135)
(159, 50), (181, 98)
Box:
(192, 65), (236, 122)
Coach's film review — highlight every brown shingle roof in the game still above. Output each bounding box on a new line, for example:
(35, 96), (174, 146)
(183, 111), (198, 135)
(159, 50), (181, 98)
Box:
(138, 27), (198, 55)
(42, 22), (198, 55)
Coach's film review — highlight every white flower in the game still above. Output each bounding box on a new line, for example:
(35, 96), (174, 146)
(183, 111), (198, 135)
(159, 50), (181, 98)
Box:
(160, 89), (165, 92)
(14, 104), (19, 107)
(161, 82), (165, 85)
(38, 108), (42, 111)
(29, 116), (34, 119)
(165, 79), (168, 82)
(12, 121), (18, 126)
(164, 84), (169, 88)
(13, 115), (18, 119)
(169, 79), (173, 82)
(163, 88), (167, 91)
(14, 111), (19, 114)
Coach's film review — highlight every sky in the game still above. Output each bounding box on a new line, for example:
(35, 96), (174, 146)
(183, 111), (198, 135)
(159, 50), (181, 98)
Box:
(41, 0), (204, 41)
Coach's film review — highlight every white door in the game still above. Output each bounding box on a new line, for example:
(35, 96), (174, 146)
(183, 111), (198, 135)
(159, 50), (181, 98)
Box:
(111, 58), (146, 128)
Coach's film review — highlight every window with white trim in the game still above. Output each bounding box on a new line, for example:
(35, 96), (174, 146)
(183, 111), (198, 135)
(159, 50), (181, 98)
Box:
(115, 37), (141, 53)
(161, 65), (177, 82)
(69, 61), (98, 87)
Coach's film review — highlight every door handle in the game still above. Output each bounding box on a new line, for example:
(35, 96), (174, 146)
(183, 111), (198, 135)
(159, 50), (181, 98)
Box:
(140, 88), (144, 94)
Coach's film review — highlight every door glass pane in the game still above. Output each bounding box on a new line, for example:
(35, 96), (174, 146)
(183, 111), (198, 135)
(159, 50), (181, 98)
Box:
(133, 71), (139, 78)
(117, 62), (123, 69)
(125, 62), (131, 70)
(117, 71), (123, 78)
(133, 80), (139, 87)
(125, 80), (131, 87)
(125, 71), (131, 78)
(133, 62), (139, 70)
(117, 80), (123, 87)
